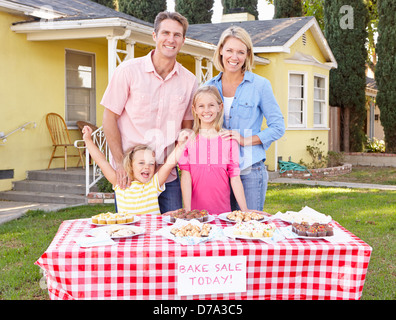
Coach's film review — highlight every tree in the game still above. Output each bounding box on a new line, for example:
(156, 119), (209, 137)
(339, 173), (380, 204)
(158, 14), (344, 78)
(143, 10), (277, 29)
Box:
(91, 0), (117, 10)
(324, 0), (368, 152)
(375, 0), (396, 152)
(222, 0), (259, 20)
(118, 0), (166, 23)
(175, 0), (214, 24)
(273, 0), (303, 18)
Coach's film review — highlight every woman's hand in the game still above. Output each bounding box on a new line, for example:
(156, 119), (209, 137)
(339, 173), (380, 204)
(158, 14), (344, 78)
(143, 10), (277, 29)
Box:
(220, 130), (261, 147)
(220, 129), (245, 146)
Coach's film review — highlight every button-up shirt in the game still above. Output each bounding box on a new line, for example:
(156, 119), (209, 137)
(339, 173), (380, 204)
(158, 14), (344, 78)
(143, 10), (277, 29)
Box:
(205, 71), (285, 170)
(101, 51), (198, 181)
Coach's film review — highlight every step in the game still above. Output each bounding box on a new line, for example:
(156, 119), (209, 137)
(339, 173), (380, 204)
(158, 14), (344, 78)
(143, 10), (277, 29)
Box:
(0, 190), (87, 205)
(27, 168), (88, 184)
(13, 180), (85, 195)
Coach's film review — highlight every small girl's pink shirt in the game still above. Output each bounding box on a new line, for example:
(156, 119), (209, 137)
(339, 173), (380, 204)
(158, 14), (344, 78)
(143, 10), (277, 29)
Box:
(178, 134), (240, 215)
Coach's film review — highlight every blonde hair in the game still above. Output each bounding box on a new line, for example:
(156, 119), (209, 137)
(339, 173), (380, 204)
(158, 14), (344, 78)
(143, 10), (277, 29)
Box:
(123, 145), (156, 180)
(213, 26), (254, 73)
(192, 85), (224, 135)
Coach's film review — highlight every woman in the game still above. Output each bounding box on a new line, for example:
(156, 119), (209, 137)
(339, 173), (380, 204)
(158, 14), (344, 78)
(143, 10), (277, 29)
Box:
(205, 26), (285, 211)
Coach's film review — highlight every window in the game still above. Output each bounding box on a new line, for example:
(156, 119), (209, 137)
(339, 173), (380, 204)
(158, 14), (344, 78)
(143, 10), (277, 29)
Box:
(65, 50), (96, 127)
(314, 76), (326, 126)
(288, 73), (306, 127)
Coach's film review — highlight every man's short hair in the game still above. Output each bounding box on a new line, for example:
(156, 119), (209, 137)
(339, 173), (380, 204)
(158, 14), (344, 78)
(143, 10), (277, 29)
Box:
(154, 11), (189, 37)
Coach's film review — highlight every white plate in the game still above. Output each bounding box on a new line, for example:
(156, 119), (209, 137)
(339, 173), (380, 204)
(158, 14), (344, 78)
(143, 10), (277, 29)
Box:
(218, 211), (268, 223)
(162, 215), (215, 224)
(87, 225), (145, 239)
(89, 215), (141, 226)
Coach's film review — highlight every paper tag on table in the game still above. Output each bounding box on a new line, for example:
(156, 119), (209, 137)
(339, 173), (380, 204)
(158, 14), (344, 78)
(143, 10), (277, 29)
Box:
(75, 233), (116, 247)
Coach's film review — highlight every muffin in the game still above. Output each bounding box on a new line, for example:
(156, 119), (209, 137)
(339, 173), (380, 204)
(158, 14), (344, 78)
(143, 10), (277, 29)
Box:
(116, 214), (127, 224)
(91, 214), (100, 224)
(98, 215), (107, 225)
(125, 214), (134, 223)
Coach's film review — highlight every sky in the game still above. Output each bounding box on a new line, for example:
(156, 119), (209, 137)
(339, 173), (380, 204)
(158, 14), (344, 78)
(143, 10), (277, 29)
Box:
(166, 0), (275, 22)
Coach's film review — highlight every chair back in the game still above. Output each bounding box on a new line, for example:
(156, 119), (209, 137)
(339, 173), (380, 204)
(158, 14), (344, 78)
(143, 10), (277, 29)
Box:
(46, 113), (72, 145)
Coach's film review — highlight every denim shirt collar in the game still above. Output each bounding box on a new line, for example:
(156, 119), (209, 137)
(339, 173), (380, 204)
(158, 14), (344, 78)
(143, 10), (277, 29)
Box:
(213, 71), (254, 88)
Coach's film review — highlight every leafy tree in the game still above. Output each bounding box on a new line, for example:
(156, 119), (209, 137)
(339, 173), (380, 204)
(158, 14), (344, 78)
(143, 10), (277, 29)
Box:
(375, 0), (396, 152)
(273, 0), (303, 18)
(324, 0), (368, 152)
(91, 0), (117, 10)
(118, 0), (166, 23)
(222, 0), (259, 20)
(175, 0), (214, 24)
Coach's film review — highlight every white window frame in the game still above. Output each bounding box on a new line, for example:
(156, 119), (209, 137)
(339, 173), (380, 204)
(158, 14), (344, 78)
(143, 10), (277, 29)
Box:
(313, 74), (328, 128)
(65, 49), (96, 128)
(287, 71), (307, 128)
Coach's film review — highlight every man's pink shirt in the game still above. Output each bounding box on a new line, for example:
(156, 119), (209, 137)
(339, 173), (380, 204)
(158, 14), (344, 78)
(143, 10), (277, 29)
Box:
(101, 51), (198, 182)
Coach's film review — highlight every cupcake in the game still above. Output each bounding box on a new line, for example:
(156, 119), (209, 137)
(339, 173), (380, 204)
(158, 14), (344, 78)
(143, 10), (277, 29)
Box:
(306, 226), (318, 237)
(325, 225), (334, 236)
(107, 214), (117, 224)
(91, 214), (100, 224)
(125, 214), (134, 223)
(317, 225), (327, 237)
(97, 214), (107, 225)
(116, 214), (127, 224)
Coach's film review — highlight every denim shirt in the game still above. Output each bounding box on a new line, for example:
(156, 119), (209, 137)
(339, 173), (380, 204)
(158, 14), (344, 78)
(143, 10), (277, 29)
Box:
(205, 71), (285, 170)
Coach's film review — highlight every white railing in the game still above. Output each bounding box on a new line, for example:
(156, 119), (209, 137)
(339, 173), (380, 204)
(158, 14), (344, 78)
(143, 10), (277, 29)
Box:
(74, 126), (109, 195)
(0, 121), (37, 145)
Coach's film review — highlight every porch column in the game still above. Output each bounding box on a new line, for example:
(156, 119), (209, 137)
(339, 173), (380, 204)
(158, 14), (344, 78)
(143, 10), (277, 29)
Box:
(107, 36), (118, 82)
(124, 39), (136, 60)
(194, 56), (202, 84)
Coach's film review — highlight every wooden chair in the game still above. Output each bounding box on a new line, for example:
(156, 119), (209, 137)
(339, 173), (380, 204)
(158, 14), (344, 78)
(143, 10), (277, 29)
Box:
(46, 113), (84, 170)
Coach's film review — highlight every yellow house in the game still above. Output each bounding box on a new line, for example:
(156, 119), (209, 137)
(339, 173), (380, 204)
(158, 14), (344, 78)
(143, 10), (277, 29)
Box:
(0, 0), (336, 194)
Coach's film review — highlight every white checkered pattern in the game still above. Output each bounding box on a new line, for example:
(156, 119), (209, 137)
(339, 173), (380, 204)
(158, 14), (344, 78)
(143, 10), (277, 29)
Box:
(35, 215), (372, 300)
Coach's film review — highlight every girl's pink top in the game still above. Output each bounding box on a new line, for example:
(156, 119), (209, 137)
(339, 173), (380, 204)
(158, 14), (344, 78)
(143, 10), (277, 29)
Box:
(178, 134), (240, 215)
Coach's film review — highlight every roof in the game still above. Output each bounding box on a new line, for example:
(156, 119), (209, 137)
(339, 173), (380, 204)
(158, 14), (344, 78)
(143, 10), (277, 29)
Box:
(187, 16), (314, 48)
(187, 16), (337, 68)
(1, 0), (152, 27)
(2, 0), (336, 67)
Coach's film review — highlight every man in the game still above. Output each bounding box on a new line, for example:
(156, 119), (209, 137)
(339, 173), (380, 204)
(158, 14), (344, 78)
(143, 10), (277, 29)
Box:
(100, 11), (198, 213)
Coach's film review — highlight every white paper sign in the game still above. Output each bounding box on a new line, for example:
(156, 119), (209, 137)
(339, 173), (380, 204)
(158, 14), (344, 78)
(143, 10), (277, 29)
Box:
(177, 256), (247, 296)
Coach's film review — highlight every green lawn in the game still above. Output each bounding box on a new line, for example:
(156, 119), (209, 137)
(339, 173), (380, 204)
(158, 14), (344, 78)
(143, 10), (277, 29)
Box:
(0, 183), (395, 300)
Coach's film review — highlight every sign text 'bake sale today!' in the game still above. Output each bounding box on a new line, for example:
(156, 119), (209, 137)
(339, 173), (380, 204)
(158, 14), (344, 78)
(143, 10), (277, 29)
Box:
(177, 256), (247, 296)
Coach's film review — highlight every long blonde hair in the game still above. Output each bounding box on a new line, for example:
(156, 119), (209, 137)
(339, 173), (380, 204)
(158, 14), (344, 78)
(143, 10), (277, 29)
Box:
(192, 85), (224, 135)
(213, 26), (254, 73)
(123, 145), (156, 180)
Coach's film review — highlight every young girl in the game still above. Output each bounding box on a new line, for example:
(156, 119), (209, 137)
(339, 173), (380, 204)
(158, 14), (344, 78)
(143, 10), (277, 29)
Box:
(178, 85), (248, 215)
(82, 126), (191, 215)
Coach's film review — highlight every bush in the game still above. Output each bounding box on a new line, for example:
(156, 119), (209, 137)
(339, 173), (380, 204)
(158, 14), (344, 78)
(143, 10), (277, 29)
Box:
(365, 137), (386, 153)
(96, 177), (113, 193)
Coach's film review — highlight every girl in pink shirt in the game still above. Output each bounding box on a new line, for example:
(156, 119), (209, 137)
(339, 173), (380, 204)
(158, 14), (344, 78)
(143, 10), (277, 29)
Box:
(179, 86), (248, 215)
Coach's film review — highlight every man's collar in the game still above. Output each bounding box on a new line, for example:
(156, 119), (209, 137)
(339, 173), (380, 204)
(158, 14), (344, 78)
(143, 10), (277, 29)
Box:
(144, 50), (180, 78)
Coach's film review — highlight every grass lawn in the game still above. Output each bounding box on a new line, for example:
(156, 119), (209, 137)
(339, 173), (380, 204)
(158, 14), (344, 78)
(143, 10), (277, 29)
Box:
(0, 183), (395, 300)
(314, 166), (396, 185)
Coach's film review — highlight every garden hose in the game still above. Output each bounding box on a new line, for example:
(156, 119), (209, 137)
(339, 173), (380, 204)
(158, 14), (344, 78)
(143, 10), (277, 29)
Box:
(278, 160), (312, 175)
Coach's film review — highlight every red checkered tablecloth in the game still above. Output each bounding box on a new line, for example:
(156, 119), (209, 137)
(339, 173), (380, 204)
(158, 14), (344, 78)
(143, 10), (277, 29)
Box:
(35, 214), (372, 300)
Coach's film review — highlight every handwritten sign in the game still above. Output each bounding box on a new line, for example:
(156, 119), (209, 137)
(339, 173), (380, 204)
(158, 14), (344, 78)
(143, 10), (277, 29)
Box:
(177, 256), (246, 296)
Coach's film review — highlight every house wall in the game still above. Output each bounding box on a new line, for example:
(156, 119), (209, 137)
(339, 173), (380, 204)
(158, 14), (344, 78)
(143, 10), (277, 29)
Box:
(0, 11), (110, 191)
(256, 29), (330, 170)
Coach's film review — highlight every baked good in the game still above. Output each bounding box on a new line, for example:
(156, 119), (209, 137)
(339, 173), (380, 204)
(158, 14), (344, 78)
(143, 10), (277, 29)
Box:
(171, 223), (212, 238)
(91, 212), (134, 225)
(291, 222), (334, 237)
(233, 221), (276, 238)
(227, 210), (265, 222)
(169, 209), (209, 222)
